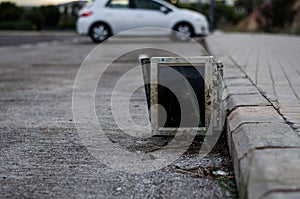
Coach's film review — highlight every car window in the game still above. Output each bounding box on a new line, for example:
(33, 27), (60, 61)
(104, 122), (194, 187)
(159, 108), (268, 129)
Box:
(84, 0), (95, 8)
(134, 0), (162, 10)
(107, 0), (130, 8)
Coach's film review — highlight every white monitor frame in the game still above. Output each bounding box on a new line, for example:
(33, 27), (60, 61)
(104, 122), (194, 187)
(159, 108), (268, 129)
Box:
(148, 56), (223, 136)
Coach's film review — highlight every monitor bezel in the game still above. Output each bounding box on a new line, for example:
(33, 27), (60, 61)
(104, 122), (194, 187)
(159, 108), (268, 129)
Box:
(149, 56), (215, 135)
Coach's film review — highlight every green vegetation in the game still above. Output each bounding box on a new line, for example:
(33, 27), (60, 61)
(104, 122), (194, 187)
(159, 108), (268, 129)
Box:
(58, 3), (83, 30)
(0, 1), (30, 30)
(23, 7), (44, 30)
(178, 1), (246, 29)
(232, 0), (299, 34)
(0, 1), (23, 21)
(258, 0), (297, 32)
(0, 1), (79, 31)
(234, 0), (267, 14)
(22, 5), (61, 30)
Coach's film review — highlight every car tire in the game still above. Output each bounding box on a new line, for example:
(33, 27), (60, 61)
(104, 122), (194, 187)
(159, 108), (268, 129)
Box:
(171, 23), (193, 42)
(89, 23), (111, 43)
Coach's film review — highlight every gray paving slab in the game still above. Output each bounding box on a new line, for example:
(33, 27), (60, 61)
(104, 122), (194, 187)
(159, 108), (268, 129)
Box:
(223, 70), (247, 79)
(223, 78), (253, 87)
(225, 86), (259, 99)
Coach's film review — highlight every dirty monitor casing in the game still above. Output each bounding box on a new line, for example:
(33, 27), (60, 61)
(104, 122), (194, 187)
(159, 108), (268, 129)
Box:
(141, 56), (223, 136)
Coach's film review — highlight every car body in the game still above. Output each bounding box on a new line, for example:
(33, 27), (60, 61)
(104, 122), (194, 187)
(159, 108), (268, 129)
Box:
(76, 0), (209, 42)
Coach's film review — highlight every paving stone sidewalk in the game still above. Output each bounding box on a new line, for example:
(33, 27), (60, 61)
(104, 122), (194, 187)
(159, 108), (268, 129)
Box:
(207, 32), (300, 199)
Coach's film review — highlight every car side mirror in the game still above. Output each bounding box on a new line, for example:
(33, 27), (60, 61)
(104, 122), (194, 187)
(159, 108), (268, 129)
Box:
(160, 6), (169, 14)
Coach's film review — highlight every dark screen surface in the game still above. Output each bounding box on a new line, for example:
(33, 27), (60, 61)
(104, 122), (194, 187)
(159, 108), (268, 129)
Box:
(158, 65), (205, 128)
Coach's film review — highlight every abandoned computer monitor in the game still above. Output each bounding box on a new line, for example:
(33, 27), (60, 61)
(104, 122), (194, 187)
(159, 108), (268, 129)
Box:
(141, 56), (223, 136)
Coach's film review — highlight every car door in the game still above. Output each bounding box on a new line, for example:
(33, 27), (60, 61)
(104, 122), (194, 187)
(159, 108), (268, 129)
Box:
(104, 0), (138, 34)
(133, 0), (173, 35)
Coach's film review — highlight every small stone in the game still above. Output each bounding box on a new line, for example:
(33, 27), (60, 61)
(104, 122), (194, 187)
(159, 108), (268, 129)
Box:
(212, 170), (227, 176)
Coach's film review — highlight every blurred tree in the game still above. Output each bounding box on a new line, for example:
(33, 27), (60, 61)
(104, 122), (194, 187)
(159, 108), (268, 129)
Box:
(40, 5), (61, 27)
(235, 0), (250, 14)
(0, 1), (63, 30)
(235, 0), (267, 15)
(24, 7), (44, 30)
(0, 1), (23, 21)
(58, 2), (81, 30)
(178, 1), (245, 29)
(259, 0), (296, 31)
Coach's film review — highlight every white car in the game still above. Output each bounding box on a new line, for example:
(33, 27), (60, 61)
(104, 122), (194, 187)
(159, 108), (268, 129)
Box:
(77, 0), (209, 43)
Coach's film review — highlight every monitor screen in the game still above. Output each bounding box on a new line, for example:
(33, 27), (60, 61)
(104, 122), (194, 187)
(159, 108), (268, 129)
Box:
(157, 64), (205, 128)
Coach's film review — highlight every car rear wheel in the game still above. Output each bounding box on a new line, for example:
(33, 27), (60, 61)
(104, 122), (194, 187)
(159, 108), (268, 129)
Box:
(172, 23), (193, 42)
(90, 23), (111, 43)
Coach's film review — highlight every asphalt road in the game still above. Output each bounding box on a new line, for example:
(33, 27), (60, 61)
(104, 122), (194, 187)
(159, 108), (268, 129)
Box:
(0, 33), (237, 198)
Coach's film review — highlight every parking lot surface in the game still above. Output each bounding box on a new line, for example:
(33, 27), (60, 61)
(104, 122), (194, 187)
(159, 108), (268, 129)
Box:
(0, 34), (236, 198)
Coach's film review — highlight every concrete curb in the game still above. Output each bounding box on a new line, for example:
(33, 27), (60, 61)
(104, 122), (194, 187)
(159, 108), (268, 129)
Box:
(206, 34), (300, 199)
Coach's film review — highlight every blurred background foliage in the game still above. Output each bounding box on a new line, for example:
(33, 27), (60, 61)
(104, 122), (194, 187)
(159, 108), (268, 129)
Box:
(258, 0), (297, 32)
(177, 1), (247, 29)
(0, 1), (80, 30)
(0, 0), (299, 34)
(235, 0), (299, 33)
